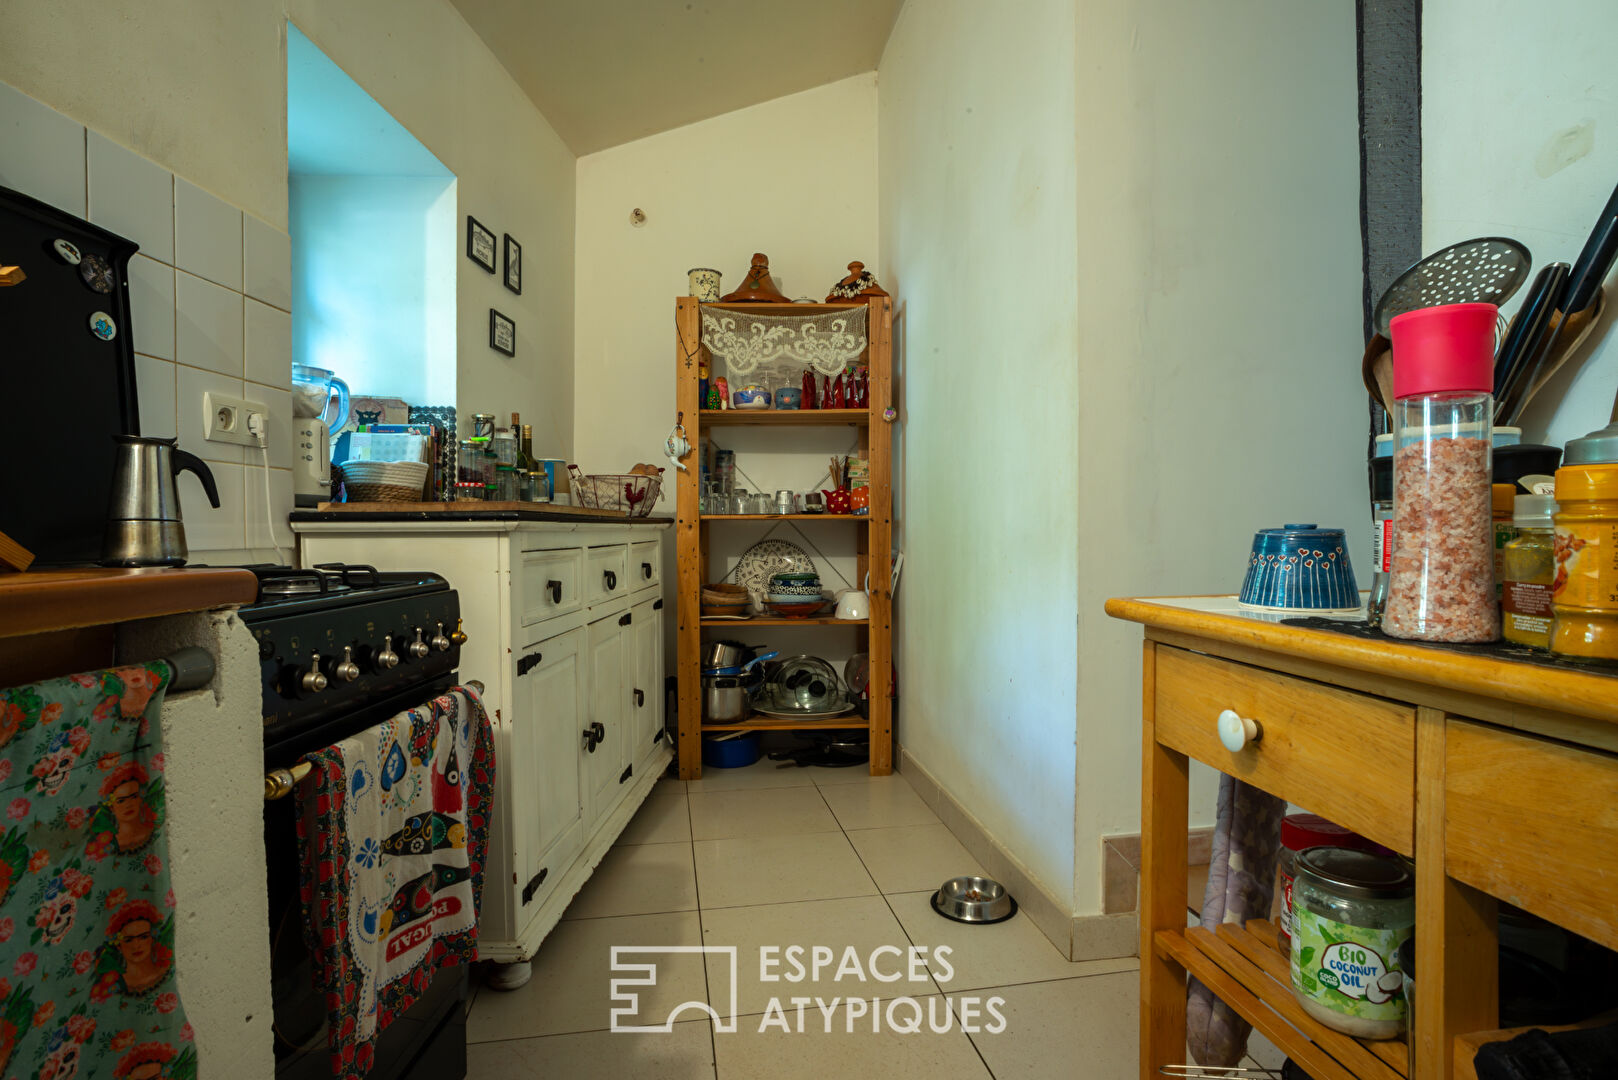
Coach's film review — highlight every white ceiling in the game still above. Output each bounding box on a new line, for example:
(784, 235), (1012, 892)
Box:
(447, 0), (905, 155)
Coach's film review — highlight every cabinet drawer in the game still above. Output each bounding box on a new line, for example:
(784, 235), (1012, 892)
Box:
(631, 540), (661, 593)
(519, 547), (583, 626)
(1446, 721), (1618, 952)
(586, 544), (629, 606)
(1154, 647), (1416, 854)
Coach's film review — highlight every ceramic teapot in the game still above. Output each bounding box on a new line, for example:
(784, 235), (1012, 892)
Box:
(823, 488), (852, 514)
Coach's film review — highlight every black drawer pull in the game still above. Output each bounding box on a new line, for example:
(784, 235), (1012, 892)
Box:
(547, 579), (562, 604)
(521, 867), (548, 905)
(653, 599), (663, 610)
(634, 688), (645, 707)
(619, 763), (633, 784)
(604, 570), (617, 590)
(642, 562), (653, 579)
(517, 650), (543, 676)
(583, 721), (605, 752)
(619, 612), (632, 627)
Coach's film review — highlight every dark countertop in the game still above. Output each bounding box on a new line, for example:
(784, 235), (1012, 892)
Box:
(290, 503), (671, 526)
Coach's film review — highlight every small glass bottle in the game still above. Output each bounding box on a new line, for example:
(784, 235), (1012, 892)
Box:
(1502, 494), (1558, 648)
(1382, 303), (1500, 643)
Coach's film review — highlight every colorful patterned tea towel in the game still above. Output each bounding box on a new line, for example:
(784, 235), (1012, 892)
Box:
(0, 662), (196, 1080)
(296, 688), (493, 1079)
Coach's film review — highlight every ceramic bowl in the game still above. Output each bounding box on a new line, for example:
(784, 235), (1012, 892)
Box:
(1238, 524), (1359, 614)
(766, 600), (826, 618)
(768, 586), (822, 597)
(732, 385), (771, 409)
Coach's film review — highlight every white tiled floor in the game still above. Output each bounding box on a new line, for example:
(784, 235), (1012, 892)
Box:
(466, 760), (1281, 1078)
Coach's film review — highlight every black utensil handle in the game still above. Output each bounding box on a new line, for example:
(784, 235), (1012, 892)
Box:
(1494, 262), (1568, 412)
(1565, 179), (1618, 314)
(171, 449), (220, 508)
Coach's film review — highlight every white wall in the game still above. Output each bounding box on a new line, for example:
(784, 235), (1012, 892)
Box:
(290, 175), (457, 407)
(879, 0), (1082, 910)
(1071, 0), (1365, 913)
(573, 74), (880, 471)
(1424, 0), (1618, 449)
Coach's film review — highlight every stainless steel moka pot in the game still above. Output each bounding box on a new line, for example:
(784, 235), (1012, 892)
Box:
(102, 436), (220, 566)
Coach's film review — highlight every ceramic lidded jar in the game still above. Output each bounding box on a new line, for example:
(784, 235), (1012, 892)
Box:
(688, 268), (721, 302)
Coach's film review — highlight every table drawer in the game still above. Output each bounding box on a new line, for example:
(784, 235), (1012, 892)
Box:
(1446, 721), (1618, 952)
(519, 547), (583, 626)
(1154, 647), (1416, 854)
(586, 544), (629, 606)
(631, 540), (661, 593)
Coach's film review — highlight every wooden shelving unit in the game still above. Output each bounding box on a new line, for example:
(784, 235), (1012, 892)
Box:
(674, 296), (894, 779)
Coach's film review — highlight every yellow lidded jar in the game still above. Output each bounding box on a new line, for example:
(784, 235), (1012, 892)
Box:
(1550, 455), (1618, 660)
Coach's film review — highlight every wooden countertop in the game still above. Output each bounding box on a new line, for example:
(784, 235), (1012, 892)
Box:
(0, 566), (259, 639)
(292, 502), (672, 525)
(1106, 594), (1618, 728)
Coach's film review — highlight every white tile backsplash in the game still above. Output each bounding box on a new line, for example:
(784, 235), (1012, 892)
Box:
(244, 216), (292, 311)
(87, 132), (174, 263)
(176, 271), (244, 376)
(245, 299), (291, 389)
(245, 466), (294, 557)
(0, 81), (85, 215)
(134, 354), (177, 438)
(247, 382), (293, 470)
(177, 363), (245, 465)
(174, 177), (243, 290)
(179, 461), (245, 553)
(127, 255), (176, 360)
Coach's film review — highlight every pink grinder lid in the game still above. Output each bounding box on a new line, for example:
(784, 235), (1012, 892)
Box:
(1390, 302), (1496, 399)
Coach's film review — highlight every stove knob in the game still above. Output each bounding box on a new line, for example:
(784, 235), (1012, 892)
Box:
(431, 622), (451, 653)
(300, 651), (328, 693)
(376, 634), (400, 670)
(449, 618), (468, 647)
(408, 628), (430, 660)
(335, 646), (360, 683)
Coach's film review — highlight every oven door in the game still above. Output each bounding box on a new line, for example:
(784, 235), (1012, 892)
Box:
(263, 676), (469, 1080)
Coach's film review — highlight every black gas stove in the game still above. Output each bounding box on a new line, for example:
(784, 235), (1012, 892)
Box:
(238, 563), (465, 762)
(247, 562), (470, 1080)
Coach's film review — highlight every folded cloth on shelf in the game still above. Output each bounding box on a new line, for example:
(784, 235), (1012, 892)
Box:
(296, 687), (494, 1080)
(0, 662), (196, 1079)
(1474, 1021), (1618, 1080)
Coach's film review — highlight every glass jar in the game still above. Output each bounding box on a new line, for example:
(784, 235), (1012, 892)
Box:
(1493, 484), (1518, 602)
(1290, 847), (1414, 1039)
(1382, 303), (1500, 642)
(1276, 815), (1380, 952)
(1551, 424), (1618, 660)
(1368, 455), (1393, 628)
(1502, 494), (1558, 649)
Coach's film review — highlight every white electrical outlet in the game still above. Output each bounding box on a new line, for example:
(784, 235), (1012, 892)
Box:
(203, 392), (269, 448)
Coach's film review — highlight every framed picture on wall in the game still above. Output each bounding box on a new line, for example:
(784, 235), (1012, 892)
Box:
(489, 309), (516, 357)
(467, 216), (496, 273)
(503, 234), (522, 295)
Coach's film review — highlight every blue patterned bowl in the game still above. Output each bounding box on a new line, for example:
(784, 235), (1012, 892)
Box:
(1238, 524), (1359, 613)
(732, 385), (771, 409)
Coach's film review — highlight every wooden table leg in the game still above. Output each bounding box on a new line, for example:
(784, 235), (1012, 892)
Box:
(1140, 641), (1190, 1079)
(1415, 708), (1497, 1079)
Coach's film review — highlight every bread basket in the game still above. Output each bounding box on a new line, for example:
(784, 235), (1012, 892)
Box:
(338, 459), (429, 503)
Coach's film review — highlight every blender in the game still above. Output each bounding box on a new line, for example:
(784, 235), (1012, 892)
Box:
(291, 364), (350, 506)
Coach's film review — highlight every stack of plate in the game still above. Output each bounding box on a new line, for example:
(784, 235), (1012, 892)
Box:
(767, 572), (826, 616)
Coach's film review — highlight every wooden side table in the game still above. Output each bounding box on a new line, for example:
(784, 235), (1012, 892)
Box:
(1107, 596), (1618, 1080)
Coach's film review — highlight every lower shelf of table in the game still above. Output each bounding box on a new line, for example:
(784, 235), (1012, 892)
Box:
(1155, 919), (1409, 1080)
(701, 717), (870, 732)
(699, 617), (866, 626)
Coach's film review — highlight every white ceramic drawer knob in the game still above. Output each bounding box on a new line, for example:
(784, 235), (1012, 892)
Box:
(1217, 708), (1263, 752)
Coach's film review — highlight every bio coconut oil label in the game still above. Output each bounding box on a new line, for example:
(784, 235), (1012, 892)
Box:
(1290, 906), (1408, 1029)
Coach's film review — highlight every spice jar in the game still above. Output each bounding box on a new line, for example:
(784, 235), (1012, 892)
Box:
(1290, 847), (1414, 1039)
(1368, 455), (1394, 627)
(1493, 483), (1518, 601)
(1276, 815), (1381, 952)
(1502, 494), (1558, 649)
(1551, 422), (1618, 660)
(1382, 303), (1500, 642)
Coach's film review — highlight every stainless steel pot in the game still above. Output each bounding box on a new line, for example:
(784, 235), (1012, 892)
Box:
(702, 674), (752, 723)
(702, 640), (764, 670)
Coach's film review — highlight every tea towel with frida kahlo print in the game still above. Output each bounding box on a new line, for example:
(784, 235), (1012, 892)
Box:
(296, 687), (493, 1079)
(0, 661), (196, 1080)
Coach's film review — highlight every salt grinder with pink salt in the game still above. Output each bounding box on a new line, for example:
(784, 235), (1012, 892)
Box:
(1382, 302), (1501, 643)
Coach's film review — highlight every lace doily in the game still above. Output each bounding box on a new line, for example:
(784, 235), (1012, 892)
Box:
(701, 306), (867, 377)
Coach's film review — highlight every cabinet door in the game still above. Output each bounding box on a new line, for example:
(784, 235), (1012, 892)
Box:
(631, 598), (664, 756)
(512, 627), (586, 919)
(584, 612), (631, 816)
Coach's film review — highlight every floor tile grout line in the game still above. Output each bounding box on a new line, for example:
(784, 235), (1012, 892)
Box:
(686, 785), (720, 1077)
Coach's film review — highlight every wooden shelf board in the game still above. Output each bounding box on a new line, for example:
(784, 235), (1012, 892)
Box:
(700, 617), (867, 627)
(1454, 1010), (1618, 1080)
(1154, 920), (1409, 1080)
(698, 409), (869, 426)
(701, 717), (869, 732)
(699, 514), (864, 521)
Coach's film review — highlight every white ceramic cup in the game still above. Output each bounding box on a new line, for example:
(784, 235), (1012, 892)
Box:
(836, 590), (870, 620)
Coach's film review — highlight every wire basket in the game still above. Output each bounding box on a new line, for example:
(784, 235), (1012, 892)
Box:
(568, 467), (663, 517)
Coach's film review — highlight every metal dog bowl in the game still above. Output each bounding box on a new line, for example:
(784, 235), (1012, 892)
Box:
(930, 875), (1017, 925)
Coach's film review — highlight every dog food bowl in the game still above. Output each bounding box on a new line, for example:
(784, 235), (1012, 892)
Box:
(931, 875), (1017, 924)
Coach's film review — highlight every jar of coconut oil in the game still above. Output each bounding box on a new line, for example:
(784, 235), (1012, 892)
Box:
(1289, 846), (1414, 1039)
